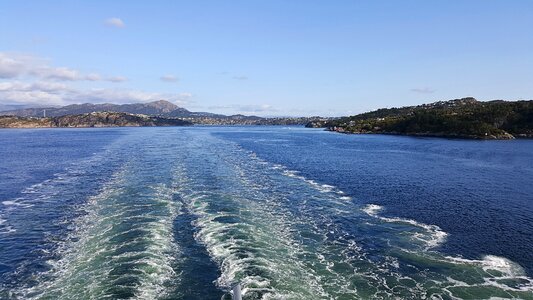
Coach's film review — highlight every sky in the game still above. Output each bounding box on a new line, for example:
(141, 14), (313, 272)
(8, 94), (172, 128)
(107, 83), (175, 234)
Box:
(1, 0), (533, 116)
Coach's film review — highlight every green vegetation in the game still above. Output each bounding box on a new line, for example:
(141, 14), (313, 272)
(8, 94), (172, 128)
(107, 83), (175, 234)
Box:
(311, 98), (533, 139)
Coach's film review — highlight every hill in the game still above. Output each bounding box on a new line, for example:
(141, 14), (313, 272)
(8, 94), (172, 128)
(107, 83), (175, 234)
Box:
(0, 100), (327, 125)
(0, 100), (186, 118)
(0, 112), (192, 128)
(307, 98), (533, 139)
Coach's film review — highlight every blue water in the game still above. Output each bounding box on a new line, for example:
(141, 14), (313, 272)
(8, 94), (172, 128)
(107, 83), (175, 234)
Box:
(0, 127), (532, 299)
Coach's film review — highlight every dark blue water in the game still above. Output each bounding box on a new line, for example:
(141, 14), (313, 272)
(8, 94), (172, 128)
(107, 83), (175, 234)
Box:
(0, 127), (531, 299)
(215, 127), (533, 275)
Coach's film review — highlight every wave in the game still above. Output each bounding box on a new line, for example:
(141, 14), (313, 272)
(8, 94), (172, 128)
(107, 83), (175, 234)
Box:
(361, 204), (533, 297)
(279, 168), (350, 199)
(173, 170), (332, 298)
(0, 142), (124, 236)
(4, 128), (532, 300)
(8, 132), (185, 300)
(16, 165), (181, 299)
(0, 217), (15, 235)
(362, 204), (447, 249)
(172, 133), (361, 299)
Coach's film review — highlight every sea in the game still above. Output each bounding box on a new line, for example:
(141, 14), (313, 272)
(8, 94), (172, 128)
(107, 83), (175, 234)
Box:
(0, 126), (532, 299)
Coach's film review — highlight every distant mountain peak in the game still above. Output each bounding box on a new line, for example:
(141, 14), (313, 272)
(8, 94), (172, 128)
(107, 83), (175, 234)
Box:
(150, 99), (174, 105)
(0, 100), (324, 125)
(0, 100), (188, 117)
(144, 100), (178, 110)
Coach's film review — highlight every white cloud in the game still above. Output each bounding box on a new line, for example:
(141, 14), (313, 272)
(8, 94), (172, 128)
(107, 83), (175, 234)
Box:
(0, 81), (24, 91)
(0, 80), (72, 106)
(0, 52), (125, 82)
(207, 103), (277, 114)
(0, 53), (24, 78)
(31, 66), (80, 81)
(72, 89), (191, 105)
(2, 91), (65, 106)
(215, 72), (247, 80)
(106, 76), (128, 82)
(411, 87), (436, 94)
(85, 73), (102, 81)
(160, 74), (179, 82)
(0, 82), (65, 106)
(0, 81), (70, 93)
(0, 79), (192, 107)
(0, 52), (192, 109)
(105, 17), (125, 28)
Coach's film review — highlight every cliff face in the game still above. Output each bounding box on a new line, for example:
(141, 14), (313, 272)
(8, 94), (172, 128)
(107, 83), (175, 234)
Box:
(0, 112), (192, 128)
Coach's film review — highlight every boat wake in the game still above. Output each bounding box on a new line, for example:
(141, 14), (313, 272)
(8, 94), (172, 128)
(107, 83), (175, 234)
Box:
(362, 204), (533, 299)
(1, 128), (532, 300)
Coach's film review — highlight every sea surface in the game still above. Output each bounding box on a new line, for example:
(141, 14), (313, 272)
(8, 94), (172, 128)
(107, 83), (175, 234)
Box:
(0, 126), (532, 299)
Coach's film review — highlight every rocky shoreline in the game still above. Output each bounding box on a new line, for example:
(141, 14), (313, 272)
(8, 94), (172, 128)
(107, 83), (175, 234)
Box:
(0, 112), (192, 128)
(325, 126), (518, 140)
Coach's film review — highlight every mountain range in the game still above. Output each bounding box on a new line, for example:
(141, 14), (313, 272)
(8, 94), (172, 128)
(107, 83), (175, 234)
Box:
(0, 100), (211, 118)
(0, 100), (328, 125)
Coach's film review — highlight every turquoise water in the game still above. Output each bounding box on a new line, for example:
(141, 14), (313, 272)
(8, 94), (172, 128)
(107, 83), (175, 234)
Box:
(0, 127), (532, 299)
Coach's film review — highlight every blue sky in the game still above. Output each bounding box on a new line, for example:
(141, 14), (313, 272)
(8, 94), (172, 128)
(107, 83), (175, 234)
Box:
(1, 1), (532, 116)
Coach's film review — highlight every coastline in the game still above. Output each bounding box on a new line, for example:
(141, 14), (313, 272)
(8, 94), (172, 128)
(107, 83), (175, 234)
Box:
(325, 127), (523, 140)
(0, 113), (192, 129)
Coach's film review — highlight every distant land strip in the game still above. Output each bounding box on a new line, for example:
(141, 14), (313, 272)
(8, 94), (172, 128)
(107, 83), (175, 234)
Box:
(0, 100), (329, 127)
(306, 97), (533, 140)
(0, 112), (193, 128)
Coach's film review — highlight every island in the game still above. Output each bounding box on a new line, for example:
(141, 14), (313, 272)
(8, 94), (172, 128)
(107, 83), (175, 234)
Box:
(0, 112), (192, 128)
(307, 98), (533, 140)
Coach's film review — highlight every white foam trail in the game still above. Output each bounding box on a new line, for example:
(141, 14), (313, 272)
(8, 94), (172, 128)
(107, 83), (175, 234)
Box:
(17, 157), (182, 299)
(481, 255), (523, 276)
(279, 167), (353, 200)
(362, 204), (447, 249)
(362, 204), (383, 216)
(361, 203), (533, 296)
(439, 255), (533, 295)
(445, 255), (526, 278)
(7, 128), (532, 299)
(0, 217), (16, 234)
(172, 133), (361, 299)
(282, 170), (300, 178)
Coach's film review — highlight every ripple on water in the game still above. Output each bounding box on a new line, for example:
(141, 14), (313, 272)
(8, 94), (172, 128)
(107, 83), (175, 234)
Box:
(2, 128), (532, 300)
(11, 137), (184, 299)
